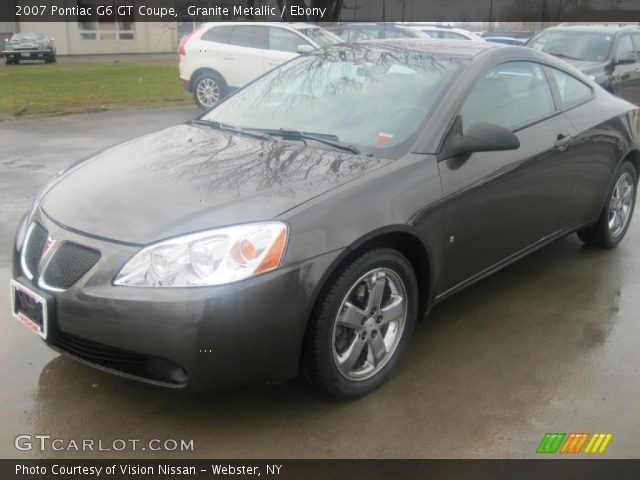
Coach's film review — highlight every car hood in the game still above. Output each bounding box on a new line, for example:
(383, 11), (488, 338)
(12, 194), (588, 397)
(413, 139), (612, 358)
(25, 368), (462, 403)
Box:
(41, 124), (393, 244)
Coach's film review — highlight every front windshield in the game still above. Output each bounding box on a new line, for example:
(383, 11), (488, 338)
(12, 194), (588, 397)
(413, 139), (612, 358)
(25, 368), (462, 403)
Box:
(203, 47), (467, 157)
(527, 31), (613, 62)
(12, 33), (46, 42)
(298, 28), (343, 47)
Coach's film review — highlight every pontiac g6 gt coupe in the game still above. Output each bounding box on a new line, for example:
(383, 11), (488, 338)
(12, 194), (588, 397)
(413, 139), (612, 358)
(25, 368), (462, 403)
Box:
(11, 40), (639, 398)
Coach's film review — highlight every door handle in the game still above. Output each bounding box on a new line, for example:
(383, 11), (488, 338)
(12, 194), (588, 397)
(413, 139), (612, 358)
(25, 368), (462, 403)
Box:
(554, 134), (572, 151)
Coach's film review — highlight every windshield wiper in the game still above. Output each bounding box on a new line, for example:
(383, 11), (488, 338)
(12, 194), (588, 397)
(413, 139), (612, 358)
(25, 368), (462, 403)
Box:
(190, 119), (273, 141)
(246, 128), (361, 155)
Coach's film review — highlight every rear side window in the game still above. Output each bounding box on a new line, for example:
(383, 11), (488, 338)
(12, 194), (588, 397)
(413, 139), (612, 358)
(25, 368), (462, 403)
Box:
(201, 26), (233, 44)
(268, 27), (307, 53)
(229, 26), (266, 49)
(461, 61), (555, 130)
(547, 67), (592, 107)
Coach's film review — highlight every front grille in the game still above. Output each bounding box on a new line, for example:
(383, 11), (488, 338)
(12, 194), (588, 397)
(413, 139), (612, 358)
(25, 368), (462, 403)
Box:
(51, 331), (188, 386)
(42, 243), (100, 289)
(24, 223), (48, 277)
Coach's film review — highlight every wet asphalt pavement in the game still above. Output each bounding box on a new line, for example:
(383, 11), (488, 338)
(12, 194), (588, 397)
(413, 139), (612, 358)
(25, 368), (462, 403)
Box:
(0, 107), (638, 459)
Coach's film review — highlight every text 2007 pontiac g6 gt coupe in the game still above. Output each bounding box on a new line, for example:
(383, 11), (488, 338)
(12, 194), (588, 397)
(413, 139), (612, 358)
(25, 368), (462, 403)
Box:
(11, 40), (638, 397)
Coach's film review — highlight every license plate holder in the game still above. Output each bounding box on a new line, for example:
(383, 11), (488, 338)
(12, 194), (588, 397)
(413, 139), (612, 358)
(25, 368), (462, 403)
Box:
(10, 279), (48, 339)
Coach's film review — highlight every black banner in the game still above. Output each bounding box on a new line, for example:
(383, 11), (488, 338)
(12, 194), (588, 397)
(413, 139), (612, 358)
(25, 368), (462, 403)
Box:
(3, 0), (640, 23)
(3, 459), (640, 480)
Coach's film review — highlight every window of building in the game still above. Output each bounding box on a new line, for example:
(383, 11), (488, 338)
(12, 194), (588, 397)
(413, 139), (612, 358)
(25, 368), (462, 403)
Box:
(77, 1), (135, 41)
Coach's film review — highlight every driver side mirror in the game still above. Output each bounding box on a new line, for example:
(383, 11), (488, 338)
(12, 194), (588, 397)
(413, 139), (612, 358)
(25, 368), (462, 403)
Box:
(296, 44), (315, 54)
(440, 116), (520, 160)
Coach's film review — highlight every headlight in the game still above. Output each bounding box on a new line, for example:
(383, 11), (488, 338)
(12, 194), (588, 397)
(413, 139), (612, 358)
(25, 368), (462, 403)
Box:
(114, 222), (288, 287)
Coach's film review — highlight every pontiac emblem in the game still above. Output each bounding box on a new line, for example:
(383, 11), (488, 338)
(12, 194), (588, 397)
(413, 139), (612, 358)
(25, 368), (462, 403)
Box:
(42, 236), (56, 258)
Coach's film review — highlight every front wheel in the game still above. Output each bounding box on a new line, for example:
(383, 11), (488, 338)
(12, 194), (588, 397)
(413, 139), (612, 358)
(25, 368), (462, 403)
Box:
(578, 161), (637, 248)
(302, 248), (418, 398)
(192, 72), (225, 110)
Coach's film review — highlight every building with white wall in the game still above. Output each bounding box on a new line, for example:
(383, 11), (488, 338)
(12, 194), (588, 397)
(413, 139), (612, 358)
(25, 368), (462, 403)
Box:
(9, 21), (177, 55)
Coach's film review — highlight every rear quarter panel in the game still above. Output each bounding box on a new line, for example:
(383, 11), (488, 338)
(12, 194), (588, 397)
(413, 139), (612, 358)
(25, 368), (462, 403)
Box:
(563, 95), (639, 224)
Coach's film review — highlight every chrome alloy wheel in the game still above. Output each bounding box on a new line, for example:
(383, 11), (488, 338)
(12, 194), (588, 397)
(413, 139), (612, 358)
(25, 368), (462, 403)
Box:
(332, 268), (407, 381)
(196, 78), (220, 108)
(609, 172), (635, 238)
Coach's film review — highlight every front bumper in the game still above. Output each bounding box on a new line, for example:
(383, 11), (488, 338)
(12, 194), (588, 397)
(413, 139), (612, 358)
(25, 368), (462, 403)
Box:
(4, 50), (52, 60)
(12, 211), (342, 390)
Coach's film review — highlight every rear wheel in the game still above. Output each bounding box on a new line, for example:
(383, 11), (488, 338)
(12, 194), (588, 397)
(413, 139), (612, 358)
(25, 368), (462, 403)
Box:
(192, 72), (225, 110)
(578, 161), (637, 248)
(303, 248), (418, 398)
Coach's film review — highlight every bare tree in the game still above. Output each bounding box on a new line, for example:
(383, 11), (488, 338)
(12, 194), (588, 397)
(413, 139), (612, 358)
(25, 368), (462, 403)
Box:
(499, 0), (592, 22)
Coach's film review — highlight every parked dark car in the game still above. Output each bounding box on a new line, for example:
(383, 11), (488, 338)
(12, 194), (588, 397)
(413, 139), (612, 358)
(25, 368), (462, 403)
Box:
(525, 24), (640, 104)
(3, 33), (56, 64)
(11, 40), (639, 398)
(325, 22), (427, 41)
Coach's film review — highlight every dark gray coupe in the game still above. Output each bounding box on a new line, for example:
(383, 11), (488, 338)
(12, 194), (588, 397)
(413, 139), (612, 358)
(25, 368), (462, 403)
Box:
(11, 40), (638, 397)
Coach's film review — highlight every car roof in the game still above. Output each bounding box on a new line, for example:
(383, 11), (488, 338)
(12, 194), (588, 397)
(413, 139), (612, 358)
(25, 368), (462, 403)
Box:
(203, 22), (315, 31)
(544, 24), (640, 34)
(325, 38), (501, 59)
(327, 23), (404, 28)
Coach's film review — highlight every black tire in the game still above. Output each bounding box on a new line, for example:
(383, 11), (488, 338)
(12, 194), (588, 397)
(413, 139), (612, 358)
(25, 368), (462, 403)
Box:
(45, 53), (56, 64)
(302, 248), (419, 398)
(4, 57), (12, 65)
(578, 161), (637, 248)
(191, 71), (226, 110)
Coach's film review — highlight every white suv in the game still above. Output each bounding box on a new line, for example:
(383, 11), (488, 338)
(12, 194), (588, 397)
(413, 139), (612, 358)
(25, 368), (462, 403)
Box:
(179, 22), (342, 110)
